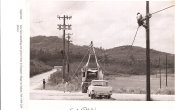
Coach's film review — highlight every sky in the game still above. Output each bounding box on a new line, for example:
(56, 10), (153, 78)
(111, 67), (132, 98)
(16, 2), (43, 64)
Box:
(30, 0), (175, 54)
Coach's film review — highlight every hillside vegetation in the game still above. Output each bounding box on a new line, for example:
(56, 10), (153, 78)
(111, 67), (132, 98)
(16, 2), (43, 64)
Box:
(30, 59), (52, 77)
(30, 36), (174, 77)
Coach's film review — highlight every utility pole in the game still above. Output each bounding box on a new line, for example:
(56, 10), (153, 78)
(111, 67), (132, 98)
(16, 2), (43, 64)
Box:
(66, 33), (72, 81)
(159, 56), (161, 89)
(146, 1), (151, 101)
(57, 15), (72, 82)
(166, 54), (168, 87)
(103, 49), (106, 70)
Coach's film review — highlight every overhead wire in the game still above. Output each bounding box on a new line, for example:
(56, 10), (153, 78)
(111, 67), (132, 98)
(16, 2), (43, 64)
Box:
(127, 4), (175, 64)
(72, 44), (93, 78)
(72, 4), (175, 79)
(130, 5), (175, 47)
(72, 50), (89, 78)
(129, 5), (175, 47)
(151, 5), (175, 15)
(127, 26), (140, 63)
(131, 26), (140, 47)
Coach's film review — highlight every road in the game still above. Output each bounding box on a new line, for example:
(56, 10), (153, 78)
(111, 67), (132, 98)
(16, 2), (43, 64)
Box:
(30, 69), (175, 101)
(30, 69), (57, 90)
(30, 90), (175, 101)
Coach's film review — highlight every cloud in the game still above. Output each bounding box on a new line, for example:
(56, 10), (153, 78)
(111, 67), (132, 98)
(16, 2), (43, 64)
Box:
(30, 1), (175, 53)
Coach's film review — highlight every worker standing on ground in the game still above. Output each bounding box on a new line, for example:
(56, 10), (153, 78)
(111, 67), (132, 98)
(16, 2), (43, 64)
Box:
(64, 81), (68, 93)
(43, 79), (46, 89)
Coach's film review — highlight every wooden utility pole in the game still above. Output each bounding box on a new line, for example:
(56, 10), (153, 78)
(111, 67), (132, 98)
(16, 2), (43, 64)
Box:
(159, 56), (161, 89)
(103, 49), (106, 70)
(66, 33), (72, 81)
(146, 1), (151, 101)
(57, 15), (72, 82)
(166, 54), (168, 87)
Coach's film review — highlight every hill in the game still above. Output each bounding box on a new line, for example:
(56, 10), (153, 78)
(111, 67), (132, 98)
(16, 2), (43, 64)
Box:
(30, 36), (174, 77)
(105, 46), (174, 74)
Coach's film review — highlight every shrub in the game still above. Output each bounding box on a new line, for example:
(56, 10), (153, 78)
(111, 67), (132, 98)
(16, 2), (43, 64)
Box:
(30, 59), (52, 77)
(48, 71), (82, 92)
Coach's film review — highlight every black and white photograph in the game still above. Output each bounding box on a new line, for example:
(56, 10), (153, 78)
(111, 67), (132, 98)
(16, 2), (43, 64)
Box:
(29, 0), (175, 101)
(2, 0), (175, 110)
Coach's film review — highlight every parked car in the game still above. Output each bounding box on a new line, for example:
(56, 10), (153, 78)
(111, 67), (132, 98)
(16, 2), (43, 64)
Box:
(87, 80), (112, 99)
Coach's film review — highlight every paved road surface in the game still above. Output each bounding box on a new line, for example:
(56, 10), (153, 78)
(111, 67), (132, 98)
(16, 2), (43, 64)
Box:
(30, 69), (175, 101)
(30, 89), (175, 101)
(30, 69), (57, 91)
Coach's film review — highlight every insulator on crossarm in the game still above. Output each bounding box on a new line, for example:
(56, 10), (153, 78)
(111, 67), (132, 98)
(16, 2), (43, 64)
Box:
(68, 24), (72, 30)
(57, 24), (62, 30)
(57, 15), (61, 19)
(68, 16), (72, 19)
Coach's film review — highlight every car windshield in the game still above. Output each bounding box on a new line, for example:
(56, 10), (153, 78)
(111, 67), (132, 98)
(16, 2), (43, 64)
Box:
(91, 81), (108, 86)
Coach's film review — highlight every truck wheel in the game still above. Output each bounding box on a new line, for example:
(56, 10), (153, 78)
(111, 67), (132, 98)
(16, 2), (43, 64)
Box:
(82, 88), (85, 93)
(84, 87), (87, 93)
(99, 95), (102, 99)
(91, 94), (95, 99)
(82, 86), (87, 93)
(108, 95), (111, 99)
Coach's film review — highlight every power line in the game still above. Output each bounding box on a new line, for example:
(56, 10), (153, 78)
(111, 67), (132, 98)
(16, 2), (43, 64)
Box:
(131, 26), (140, 46)
(131, 5), (175, 47)
(151, 5), (175, 15)
(72, 42), (98, 78)
(72, 48), (90, 78)
(127, 26), (140, 59)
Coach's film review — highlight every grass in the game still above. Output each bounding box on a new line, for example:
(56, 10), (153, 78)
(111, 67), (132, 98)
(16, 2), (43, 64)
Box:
(44, 65), (174, 95)
(106, 74), (174, 95)
(46, 71), (82, 92)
